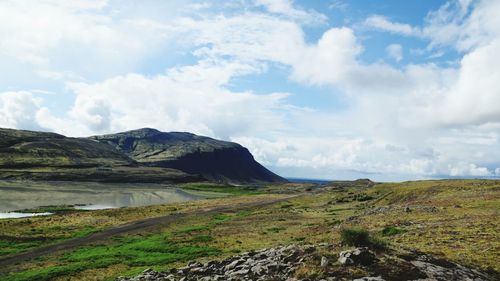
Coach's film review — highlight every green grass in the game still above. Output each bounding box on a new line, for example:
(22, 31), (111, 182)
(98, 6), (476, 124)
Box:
(180, 182), (262, 195)
(16, 205), (82, 214)
(4, 263), (89, 281)
(176, 225), (210, 234)
(381, 226), (406, 236)
(0, 240), (44, 257)
(4, 233), (221, 281)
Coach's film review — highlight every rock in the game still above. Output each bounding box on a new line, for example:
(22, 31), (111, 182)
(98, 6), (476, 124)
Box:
(338, 247), (375, 266)
(117, 244), (491, 281)
(320, 256), (329, 267)
(411, 255), (490, 281)
(354, 277), (385, 281)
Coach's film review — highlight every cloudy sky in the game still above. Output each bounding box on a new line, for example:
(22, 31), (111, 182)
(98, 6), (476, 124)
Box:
(1, 0), (499, 181)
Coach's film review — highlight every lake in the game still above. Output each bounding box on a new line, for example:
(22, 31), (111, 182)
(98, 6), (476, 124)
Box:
(0, 180), (205, 218)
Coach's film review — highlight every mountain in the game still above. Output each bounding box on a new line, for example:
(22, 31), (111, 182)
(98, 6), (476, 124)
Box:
(0, 128), (198, 183)
(89, 128), (286, 183)
(0, 127), (285, 184)
(0, 128), (132, 168)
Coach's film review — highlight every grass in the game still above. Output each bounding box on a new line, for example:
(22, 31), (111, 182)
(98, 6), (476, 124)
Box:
(0, 179), (498, 280)
(381, 226), (406, 236)
(180, 182), (263, 196)
(4, 233), (221, 281)
(16, 205), (82, 214)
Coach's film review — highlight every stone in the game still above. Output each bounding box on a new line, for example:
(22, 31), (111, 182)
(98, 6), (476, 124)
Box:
(320, 256), (329, 267)
(354, 277), (385, 281)
(116, 244), (491, 281)
(338, 247), (375, 266)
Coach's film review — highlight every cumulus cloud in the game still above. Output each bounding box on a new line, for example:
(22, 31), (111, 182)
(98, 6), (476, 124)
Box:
(0, 91), (43, 130)
(38, 60), (292, 138)
(386, 44), (403, 62)
(0, 0), (185, 81)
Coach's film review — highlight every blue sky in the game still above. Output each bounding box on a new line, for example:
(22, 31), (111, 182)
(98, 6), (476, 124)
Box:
(1, 0), (500, 181)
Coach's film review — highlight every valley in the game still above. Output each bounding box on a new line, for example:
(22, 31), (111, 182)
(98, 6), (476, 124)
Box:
(0, 179), (498, 281)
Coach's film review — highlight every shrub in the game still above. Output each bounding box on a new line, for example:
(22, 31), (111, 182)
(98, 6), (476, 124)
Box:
(341, 228), (370, 247)
(381, 226), (406, 236)
(341, 228), (386, 249)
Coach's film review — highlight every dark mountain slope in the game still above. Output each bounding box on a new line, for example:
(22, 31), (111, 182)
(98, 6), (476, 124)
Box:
(0, 128), (132, 168)
(0, 128), (198, 183)
(90, 128), (286, 183)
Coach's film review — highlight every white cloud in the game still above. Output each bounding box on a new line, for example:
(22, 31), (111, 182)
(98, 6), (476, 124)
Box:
(0, 91), (43, 130)
(254, 0), (327, 24)
(364, 0), (500, 52)
(329, 0), (348, 11)
(364, 15), (421, 36)
(38, 60), (292, 138)
(386, 44), (403, 62)
(0, 0), (185, 80)
(448, 163), (491, 177)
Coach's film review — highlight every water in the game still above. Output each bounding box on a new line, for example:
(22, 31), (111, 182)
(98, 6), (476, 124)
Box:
(0, 181), (205, 218)
(0, 212), (52, 219)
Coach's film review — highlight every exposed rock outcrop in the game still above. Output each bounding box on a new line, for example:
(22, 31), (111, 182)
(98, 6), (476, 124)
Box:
(117, 244), (492, 281)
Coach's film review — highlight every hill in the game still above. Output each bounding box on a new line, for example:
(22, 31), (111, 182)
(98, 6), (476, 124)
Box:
(89, 128), (286, 183)
(0, 128), (198, 183)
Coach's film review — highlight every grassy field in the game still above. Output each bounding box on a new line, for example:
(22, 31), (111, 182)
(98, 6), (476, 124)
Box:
(0, 179), (498, 280)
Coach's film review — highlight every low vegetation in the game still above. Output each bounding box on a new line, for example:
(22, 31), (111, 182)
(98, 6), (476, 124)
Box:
(0, 179), (498, 280)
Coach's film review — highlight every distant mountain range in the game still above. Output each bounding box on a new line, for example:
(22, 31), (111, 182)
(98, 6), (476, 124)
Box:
(0, 127), (285, 184)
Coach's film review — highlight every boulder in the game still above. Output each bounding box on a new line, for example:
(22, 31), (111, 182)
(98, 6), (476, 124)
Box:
(338, 247), (375, 266)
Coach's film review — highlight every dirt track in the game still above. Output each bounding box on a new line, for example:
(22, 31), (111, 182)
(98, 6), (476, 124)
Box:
(0, 195), (296, 271)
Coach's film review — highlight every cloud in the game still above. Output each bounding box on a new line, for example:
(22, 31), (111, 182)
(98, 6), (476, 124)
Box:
(364, 15), (421, 36)
(37, 60), (293, 138)
(448, 162), (491, 177)
(363, 0), (500, 52)
(254, 0), (327, 24)
(0, 0), (185, 80)
(1, 0), (500, 180)
(0, 91), (43, 130)
(386, 44), (403, 62)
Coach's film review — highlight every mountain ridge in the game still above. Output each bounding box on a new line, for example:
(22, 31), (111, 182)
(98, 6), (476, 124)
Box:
(0, 127), (285, 184)
(90, 128), (286, 183)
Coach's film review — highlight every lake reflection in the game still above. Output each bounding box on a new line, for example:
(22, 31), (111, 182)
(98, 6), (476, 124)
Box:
(0, 181), (205, 214)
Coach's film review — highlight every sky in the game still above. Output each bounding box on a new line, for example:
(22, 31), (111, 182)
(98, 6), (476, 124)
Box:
(1, 0), (500, 181)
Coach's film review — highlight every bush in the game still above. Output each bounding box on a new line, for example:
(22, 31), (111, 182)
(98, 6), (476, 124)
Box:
(341, 228), (386, 249)
(381, 226), (406, 236)
(341, 228), (371, 247)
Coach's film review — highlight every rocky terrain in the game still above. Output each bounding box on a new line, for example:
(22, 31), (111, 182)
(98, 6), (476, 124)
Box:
(0, 127), (284, 183)
(117, 244), (492, 281)
(90, 128), (286, 183)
